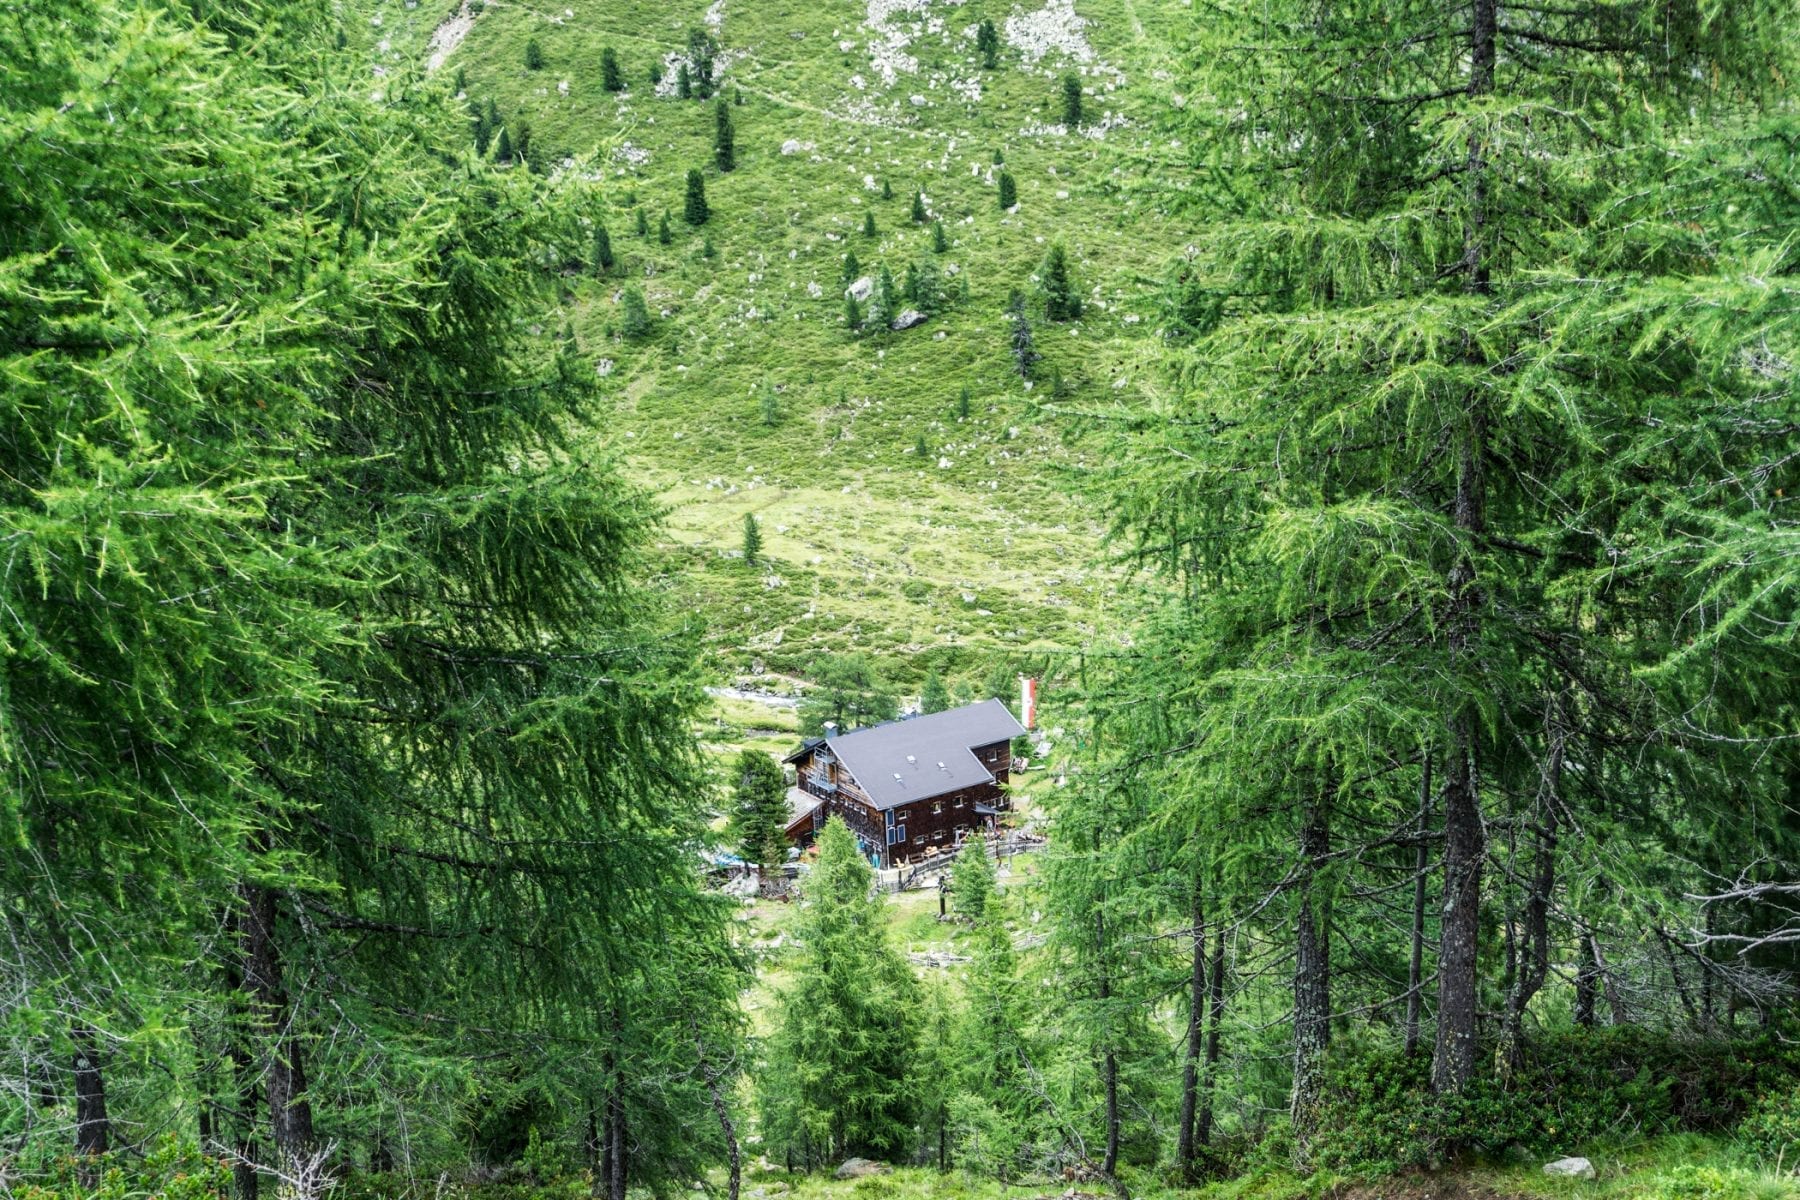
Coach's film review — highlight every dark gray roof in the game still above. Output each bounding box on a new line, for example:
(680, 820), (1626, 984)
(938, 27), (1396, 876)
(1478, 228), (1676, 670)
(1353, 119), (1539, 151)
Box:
(825, 698), (1025, 811)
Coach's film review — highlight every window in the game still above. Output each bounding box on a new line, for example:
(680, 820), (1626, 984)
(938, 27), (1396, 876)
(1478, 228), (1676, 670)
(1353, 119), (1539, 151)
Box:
(933, 830), (946, 842)
(885, 824), (907, 845)
(914, 835), (925, 845)
(932, 801), (943, 814)
(954, 796), (965, 808)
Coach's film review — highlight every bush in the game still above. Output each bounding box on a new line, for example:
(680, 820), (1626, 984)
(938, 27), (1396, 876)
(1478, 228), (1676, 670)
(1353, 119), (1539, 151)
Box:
(1311, 1029), (1800, 1175)
(1737, 1082), (1800, 1166)
(524, 38), (544, 70)
(5, 1136), (230, 1200)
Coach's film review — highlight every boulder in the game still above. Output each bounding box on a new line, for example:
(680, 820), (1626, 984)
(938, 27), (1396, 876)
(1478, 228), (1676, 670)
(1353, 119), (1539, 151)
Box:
(846, 276), (874, 302)
(890, 308), (928, 331)
(780, 139), (805, 156)
(834, 1158), (890, 1180)
(1543, 1157), (1595, 1179)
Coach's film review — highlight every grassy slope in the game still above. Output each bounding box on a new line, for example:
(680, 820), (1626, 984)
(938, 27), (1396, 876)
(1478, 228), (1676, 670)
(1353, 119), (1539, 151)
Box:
(355, 0), (1200, 702)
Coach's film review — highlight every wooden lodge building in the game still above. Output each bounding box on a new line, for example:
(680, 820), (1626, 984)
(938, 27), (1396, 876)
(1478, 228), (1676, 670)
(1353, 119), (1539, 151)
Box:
(783, 699), (1026, 869)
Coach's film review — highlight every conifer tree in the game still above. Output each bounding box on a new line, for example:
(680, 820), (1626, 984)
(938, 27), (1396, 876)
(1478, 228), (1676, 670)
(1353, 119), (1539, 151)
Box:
(759, 820), (919, 1165)
(730, 751), (788, 870)
(702, 235), (717, 259)
(1040, 244), (1079, 321)
(684, 169), (710, 225)
(601, 46), (623, 91)
(996, 170), (1016, 209)
(593, 224), (614, 273)
(841, 249), (860, 284)
(758, 382), (780, 426)
(957, 385), (971, 420)
(635, 207), (649, 237)
(495, 125), (514, 163)
(677, 62), (692, 98)
(524, 38), (544, 70)
(620, 285), (653, 338)
(742, 514), (764, 564)
(688, 28), (716, 98)
(797, 654), (898, 737)
(1059, 72), (1082, 127)
(952, 838), (996, 921)
(862, 211), (877, 237)
(931, 220), (948, 253)
(844, 293), (863, 332)
(713, 98), (735, 171)
(881, 178), (894, 200)
(903, 262), (922, 305)
(867, 264), (896, 331)
(1006, 291), (1037, 379)
(915, 433), (931, 460)
(658, 211), (673, 243)
(911, 189), (927, 222)
(473, 100), (493, 154)
(976, 18), (999, 69)
(920, 672), (952, 715)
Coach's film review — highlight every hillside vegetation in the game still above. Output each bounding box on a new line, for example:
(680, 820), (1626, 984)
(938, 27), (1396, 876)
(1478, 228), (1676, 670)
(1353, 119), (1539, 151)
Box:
(358, 0), (1194, 687)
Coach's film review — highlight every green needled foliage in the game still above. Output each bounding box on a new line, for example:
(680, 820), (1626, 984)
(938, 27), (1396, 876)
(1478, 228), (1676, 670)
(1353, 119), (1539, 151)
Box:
(742, 511), (763, 563)
(796, 652), (897, 737)
(713, 98), (736, 172)
(0, 0), (745, 1187)
(1071, 0), (1800, 1165)
(684, 169), (710, 225)
(729, 750), (786, 869)
(759, 819), (919, 1165)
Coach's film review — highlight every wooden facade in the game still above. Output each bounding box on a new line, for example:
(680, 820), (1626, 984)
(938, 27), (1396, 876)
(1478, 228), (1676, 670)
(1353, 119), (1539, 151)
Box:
(785, 701), (1024, 868)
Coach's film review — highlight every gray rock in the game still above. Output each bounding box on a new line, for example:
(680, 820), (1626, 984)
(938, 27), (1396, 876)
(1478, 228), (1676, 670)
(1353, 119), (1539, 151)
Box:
(834, 1159), (890, 1180)
(890, 308), (928, 331)
(1543, 1157), (1595, 1179)
(846, 275), (874, 302)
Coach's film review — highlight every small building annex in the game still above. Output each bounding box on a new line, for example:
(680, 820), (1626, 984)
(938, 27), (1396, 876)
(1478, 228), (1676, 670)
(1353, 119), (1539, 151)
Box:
(784, 698), (1026, 869)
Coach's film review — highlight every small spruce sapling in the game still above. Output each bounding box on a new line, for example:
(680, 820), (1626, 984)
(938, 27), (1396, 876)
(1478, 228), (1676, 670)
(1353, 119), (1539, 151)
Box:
(862, 211), (877, 237)
(593, 224), (614, 273)
(742, 513), (762, 563)
(844, 294), (863, 332)
(677, 62), (692, 98)
(881, 178), (894, 200)
(997, 170), (1017, 209)
(635, 208), (649, 237)
(842, 250), (860, 284)
(915, 434), (930, 460)
(620, 286), (652, 339)
(759, 383), (780, 427)
(1060, 72), (1083, 127)
(601, 47), (623, 91)
(931, 220), (947, 253)
(1040, 243), (1081, 321)
(957, 386), (972, 420)
(683, 170), (709, 225)
(650, 62), (663, 86)
(658, 212), (673, 244)
(702, 236), (716, 259)
(1007, 290), (1038, 379)
(524, 38), (544, 70)
(976, 18), (999, 68)
(911, 190), (927, 222)
(494, 126), (514, 164)
(713, 98), (736, 171)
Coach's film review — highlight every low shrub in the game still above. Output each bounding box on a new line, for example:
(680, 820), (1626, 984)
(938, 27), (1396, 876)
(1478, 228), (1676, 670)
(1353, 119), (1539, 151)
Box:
(1311, 1028), (1800, 1173)
(1736, 1082), (1800, 1169)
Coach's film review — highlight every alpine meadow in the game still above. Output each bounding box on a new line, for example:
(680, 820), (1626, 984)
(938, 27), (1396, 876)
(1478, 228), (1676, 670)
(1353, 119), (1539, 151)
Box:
(2, 3), (1798, 1200)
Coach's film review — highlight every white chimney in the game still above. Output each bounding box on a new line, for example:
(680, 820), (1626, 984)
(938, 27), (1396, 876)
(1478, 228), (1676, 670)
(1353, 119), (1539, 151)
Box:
(824, 721), (838, 738)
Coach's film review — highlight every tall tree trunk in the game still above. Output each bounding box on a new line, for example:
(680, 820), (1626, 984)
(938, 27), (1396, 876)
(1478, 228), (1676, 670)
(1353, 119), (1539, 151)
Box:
(1095, 908), (1119, 1178)
(73, 1024), (109, 1168)
(1292, 783), (1332, 1153)
(238, 880), (315, 1169)
(1177, 876), (1206, 1182)
(1501, 716), (1562, 1069)
(1195, 923), (1226, 1150)
(1574, 935), (1598, 1028)
(694, 1031), (740, 1200)
(1434, 0), (1496, 1103)
(1405, 753), (1433, 1056)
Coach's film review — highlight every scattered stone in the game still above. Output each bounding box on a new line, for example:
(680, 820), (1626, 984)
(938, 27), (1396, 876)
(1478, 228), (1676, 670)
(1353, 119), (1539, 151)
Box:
(1543, 1157), (1596, 1179)
(846, 275), (874, 302)
(890, 308), (927, 330)
(834, 1158), (890, 1180)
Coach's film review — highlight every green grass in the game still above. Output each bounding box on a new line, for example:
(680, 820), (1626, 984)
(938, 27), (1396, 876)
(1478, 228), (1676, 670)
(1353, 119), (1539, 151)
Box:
(351, 0), (1200, 690)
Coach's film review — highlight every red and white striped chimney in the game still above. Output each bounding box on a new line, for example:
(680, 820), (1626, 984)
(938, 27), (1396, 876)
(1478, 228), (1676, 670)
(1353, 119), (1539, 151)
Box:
(1018, 676), (1037, 730)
